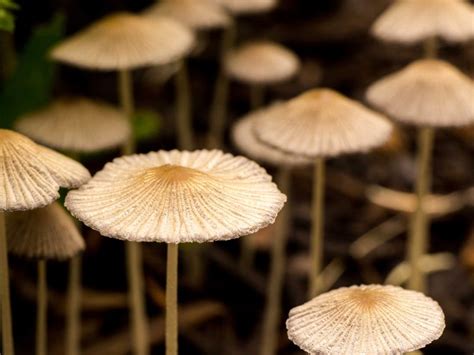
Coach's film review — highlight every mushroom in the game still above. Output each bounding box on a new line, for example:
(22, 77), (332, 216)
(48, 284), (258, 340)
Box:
(253, 89), (392, 297)
(213, 0), (278, 15)
(6, 202), (84, 355)
(14, 96), (130, 355)
(286, 284), (445, 354)
(0, 129), (90, 355)
(51, 13), (194, 354)
(366, 59), (474, 292)
(64, 149), (286, 355)
(232, 106), (310, 355)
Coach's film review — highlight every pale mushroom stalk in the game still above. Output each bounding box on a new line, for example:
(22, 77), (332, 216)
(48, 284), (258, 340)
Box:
(0, 211), (14, 355)
(260, 167), (291, 355)
(36, 259), (47, 355)
(118, 68), (149, 355)
(66, 255), (81, 355)
(166, 243), (179, 355)
(250, 84), (265, 110)
(207, 24), (236, 148)
(309, 157), (325, 298)
(175, 59), (194, 150)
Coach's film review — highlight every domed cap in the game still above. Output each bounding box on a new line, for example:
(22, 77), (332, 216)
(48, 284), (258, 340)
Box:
(144, 0), (232, 31)
(213, 0), (277, 15)
(65, 150), (286, 243)
(286, 284), (445, 355)
(372, 0), (474, 44)
(232, 105), (312, 167)
(225, 41), (300, 85)
(0, 129), (91, 212)
(15, 97), (131, 153)
(367, 59), (474, 127)
(50, 12), (195, 70)
(6, 202), (85, 260)
(254, 89), (392, 158)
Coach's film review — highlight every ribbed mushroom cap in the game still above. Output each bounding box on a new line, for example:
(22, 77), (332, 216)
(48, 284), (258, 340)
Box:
(212, 0), (277, 15)
(367, 59), (474, 127)
(6, 202), (85, 260)
(225, 41), (300, 85)
(65, 150), (286, 243)
(254, 89), (393, 158)
(50, 12), (195, 70)
(144, 0), (232, 31)
(286, 284), (445, 355)
(372, 0), (474, 44)
(232, 106), (312, 167)
(15, 97), (130, 153)
(0, 129), (91, 212)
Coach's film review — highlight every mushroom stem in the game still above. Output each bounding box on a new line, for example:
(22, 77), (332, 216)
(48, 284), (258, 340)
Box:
(207, 24), (236, 148)
(309, 157), (325, 299)
(126, 242), (149, 355)
(407, 127), (434, 293)
(0, 211), (14, 355)
(423, 36), (438, 59)
(65, 255), (81, 355)
(36, 259), (47, 355)
(166, 243), (179, 355)
(260, 167), (291, 355)
(175, 59), (194, 150)
(118, 68), (135, 155)
(250, 85), (265, 110)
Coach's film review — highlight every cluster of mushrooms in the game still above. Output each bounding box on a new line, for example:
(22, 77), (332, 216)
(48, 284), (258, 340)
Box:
(1, 0), (473, 354)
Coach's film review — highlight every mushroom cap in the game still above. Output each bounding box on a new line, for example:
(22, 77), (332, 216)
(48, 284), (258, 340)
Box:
(212, 0), (277, 15)
(143, 0), (232, 31)
(254, 89), (393, 158)
(6, 202), (85, 260)
(65, 150), (286, 243)
(367, 59), (474, 127)
(50, 12), (195, 70)
(15, 97), (131, 153)
(286, 284), (445, 355)
(371, 0), (474, 44)
(0, 129), (91, 212)
(232, 105), (312, 167)
(225, 41), (300, 85)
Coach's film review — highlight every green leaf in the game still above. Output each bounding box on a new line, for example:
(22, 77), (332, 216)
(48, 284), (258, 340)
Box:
(0, 8), (14, 32)
(0, 13), (65, 128)
(133, 109), (161, 142)
(0, 0), (19, 10)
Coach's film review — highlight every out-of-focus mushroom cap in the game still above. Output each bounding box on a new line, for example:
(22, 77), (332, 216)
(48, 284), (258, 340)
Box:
(367, 59), (474, 127)
(372, 0), (474, 44)
(254, 89), (393, 158)
(50, 12), (195, 70)
(15, 97), (130, 153)
(212, 0), (277, 15)
(232, 105), (312, 167)
(286, 284), (445, 355)
(65, 150), (286, 243)
(6, 202), (85, 260)
(225, 41), (300, 85)
(0, 129), (90, 212)
(143, 0), (232, 31)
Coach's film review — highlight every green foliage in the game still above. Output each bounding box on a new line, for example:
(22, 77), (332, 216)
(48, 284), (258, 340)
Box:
(0, 13), (64, 128)
(133, 109), (161, 142)
(0, 0), (18, 32)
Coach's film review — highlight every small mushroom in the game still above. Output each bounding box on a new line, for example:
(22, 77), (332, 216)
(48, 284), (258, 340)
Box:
(213, 0), (278, 16)
(286, 284), (445, 355)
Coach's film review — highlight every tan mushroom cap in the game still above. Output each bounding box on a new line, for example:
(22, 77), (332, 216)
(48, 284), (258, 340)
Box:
(372, 0), (474, 44)
(367, 59), (474, 127)
(50, 12), (195, 70)
(144, 0), (232, 31)
(6, 202), (85, 260)
(15, 97), (130, 153)
(286, 284), (445, 355)
(232, 105), (312, 167)
(212, 0), (277, 15)
(225, 41), (300, 85)
(0, 129), (90, 212)
(254, 89), (393, 158)
(65, 150), (286, 243)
